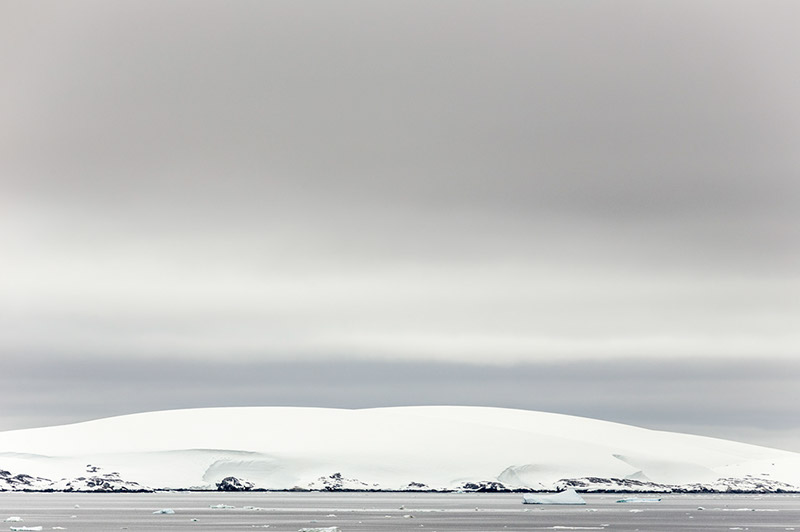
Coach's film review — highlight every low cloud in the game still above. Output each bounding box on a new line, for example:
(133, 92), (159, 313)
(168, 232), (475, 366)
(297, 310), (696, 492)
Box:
(3, 355), (798, 451)
(1, 2), (798, 453)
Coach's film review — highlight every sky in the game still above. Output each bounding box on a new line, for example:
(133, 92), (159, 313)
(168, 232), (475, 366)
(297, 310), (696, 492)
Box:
(1, 1), (799, 451)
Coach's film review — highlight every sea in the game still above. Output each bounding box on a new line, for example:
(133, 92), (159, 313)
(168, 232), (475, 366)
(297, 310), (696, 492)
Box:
(1, 491), (799, 531)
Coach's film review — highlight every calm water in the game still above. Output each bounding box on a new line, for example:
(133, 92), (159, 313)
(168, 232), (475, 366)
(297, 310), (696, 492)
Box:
(1, 491), (799, 531)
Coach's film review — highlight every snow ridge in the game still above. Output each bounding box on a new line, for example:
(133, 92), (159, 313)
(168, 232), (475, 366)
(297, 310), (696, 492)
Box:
(0, 406), (798, 492)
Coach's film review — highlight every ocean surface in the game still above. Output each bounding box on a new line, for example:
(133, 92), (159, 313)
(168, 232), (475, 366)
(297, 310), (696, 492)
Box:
(1, 491), (799, 531)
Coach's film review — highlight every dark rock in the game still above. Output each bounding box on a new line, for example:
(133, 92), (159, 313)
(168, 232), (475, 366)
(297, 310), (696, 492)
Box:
(460, 481), (510, 492)
(216, 476), (254, 491)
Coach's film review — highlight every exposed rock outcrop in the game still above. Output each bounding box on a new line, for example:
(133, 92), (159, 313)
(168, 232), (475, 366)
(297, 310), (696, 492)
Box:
(216, 476), (254, 491)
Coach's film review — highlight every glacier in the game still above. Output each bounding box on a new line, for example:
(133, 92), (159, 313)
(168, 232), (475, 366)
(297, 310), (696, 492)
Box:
(0, 406), (799, 493)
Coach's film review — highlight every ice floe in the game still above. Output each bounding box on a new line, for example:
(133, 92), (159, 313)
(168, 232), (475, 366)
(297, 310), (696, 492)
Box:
(616, 497), (661, 503)
(523, 489), (586, 505)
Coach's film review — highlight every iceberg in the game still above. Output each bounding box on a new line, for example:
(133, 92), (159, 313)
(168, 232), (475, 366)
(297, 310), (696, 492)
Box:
(153, 508), (176, 514)
(10, 527), (43, 532)
(523, 489), (586, 505)
(5, 517), (23, 522)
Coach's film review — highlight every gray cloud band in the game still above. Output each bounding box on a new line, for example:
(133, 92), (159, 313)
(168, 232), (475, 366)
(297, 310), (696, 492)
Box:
(0, 2), (798, 449)
(2, 357), (799, 450)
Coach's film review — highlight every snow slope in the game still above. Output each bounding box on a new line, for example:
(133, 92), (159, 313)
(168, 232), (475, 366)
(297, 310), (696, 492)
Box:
(1, 406), (799, 492)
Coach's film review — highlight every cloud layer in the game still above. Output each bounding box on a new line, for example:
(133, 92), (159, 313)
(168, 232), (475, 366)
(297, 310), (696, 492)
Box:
(1, 1), (798, 446)
(2, 355), (799, 451)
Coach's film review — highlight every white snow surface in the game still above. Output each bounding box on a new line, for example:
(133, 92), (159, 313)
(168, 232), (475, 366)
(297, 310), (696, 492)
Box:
(1, 406), (799, 491)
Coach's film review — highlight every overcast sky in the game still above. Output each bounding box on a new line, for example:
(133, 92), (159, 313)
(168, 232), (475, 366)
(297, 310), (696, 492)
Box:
(1, 1), (799, 451)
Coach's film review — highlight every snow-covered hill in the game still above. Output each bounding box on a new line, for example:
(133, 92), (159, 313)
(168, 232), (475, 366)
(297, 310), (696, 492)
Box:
(1, 406), (799, 492)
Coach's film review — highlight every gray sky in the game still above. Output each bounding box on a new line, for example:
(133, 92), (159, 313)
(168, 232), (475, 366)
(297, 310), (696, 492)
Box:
(1, 1), (799, 451)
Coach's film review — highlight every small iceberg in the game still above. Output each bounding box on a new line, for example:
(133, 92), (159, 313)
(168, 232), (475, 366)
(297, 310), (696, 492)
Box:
(153, 508), (175, 514)
(523, 489), (586, 505)
(5, 517), (23, 522)
(616, 497), (661, 503)
(10, 527), (43, 532)
(298, 528), (340, 532)
(210, 504), (235, 509)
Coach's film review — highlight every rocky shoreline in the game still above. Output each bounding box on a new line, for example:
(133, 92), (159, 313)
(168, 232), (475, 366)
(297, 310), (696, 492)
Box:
(3, 470), (797, 494)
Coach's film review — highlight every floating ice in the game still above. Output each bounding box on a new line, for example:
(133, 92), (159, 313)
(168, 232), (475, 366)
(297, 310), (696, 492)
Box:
(153, 509), (175, 514)
(549, 527), (606, 530)
(10, 527), (43, 532)
(5, 517), (23, 522)
(298, 528), (340, 532)
(210, 504), (235, 509)
(523, 489), (586, 505)
(616, 497), (661, 503)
